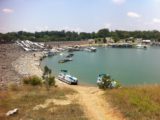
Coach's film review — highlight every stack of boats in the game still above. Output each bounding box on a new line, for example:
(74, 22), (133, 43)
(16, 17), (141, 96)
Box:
(16, 40), (45, 51)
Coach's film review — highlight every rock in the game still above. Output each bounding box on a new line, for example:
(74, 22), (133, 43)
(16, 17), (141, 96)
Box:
(6, 108), (19, 116)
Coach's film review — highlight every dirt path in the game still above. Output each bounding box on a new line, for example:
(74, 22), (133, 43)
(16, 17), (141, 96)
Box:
(71, 85), (125, 120)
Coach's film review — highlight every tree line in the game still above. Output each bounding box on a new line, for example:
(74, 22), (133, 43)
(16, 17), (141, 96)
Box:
(1, 29), (160, 43)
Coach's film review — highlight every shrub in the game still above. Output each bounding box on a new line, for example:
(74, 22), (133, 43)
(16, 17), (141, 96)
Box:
(23, 75), (42, 86)
(48, 76), (55, 86)
(98, 75), (121, 90)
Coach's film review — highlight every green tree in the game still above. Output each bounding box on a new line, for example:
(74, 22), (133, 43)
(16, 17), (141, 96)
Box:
(43, 66), (55, 90)
(97, 28), (110, 38)
(98, 75), (111, 89)
(103, 38), (107, 43)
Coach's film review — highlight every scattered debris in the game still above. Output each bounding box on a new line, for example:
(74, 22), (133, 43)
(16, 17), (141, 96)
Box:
(6, 108), (19, 116)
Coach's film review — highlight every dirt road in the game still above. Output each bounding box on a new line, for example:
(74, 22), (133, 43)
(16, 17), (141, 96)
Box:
(68, 85), (125, 120)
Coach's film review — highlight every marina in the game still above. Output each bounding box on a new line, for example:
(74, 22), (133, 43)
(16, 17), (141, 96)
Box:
(41, 46), (160, 86)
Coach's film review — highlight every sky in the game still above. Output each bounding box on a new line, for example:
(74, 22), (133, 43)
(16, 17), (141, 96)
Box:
(0, 0), (160, 33)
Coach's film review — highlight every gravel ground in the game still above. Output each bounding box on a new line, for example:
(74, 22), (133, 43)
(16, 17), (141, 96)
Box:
(0, 43), (25, 88)
(12, 52), (43, 78)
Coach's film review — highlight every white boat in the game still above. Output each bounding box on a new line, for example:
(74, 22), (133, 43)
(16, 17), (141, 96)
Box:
(58, 70), (78, 85)
(136, 44), (147, 49)
(90, 47), (97, 52)
(84, 47), (96, 52)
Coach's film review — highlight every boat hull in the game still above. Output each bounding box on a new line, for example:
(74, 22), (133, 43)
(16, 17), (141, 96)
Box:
(58, 77), (78, 85)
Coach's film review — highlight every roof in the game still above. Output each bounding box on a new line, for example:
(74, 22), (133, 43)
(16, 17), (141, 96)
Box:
(142, 40), (151, 42)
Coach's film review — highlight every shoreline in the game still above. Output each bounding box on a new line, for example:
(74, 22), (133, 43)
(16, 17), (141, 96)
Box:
(12, 50), (92, 87)
(11, 43), (160, 87)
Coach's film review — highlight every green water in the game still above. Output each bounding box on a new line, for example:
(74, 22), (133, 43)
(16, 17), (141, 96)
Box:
(41, 47), (160, 86)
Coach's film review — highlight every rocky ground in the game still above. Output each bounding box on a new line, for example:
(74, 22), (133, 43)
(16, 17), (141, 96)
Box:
(0, 43), (25, 88)
(12, 52), (43, 78)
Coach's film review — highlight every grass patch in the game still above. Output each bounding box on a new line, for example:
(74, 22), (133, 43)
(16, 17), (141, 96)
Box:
(104, 85), (160, 120)
(23, 75), (42, 86)
(0, 85), (87, 120)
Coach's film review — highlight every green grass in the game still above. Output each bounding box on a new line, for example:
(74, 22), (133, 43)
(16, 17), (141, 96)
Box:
(0, 85), (87, 120)
(104, 85), (160, 120)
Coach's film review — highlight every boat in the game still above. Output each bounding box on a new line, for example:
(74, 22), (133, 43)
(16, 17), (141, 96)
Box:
(90, 47), (97, 52)
(58, 70), (78, 85)
(58, 58), (73, 63)
(66, 53), (74, 58)
(136, 44), (147, 49)
(47, 51), (55, 56)
(84, 47), (97, 52)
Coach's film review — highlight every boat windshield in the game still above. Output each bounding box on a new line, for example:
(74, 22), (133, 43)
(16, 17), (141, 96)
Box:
(69, 76), (76, 81)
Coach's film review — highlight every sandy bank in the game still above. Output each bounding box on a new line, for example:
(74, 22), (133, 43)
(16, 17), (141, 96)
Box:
(12, 52), (43, 78)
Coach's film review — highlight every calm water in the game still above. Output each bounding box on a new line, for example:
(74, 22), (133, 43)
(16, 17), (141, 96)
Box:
(41, 47), (160, 86)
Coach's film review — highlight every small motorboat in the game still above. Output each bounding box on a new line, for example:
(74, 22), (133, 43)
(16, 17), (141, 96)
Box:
(58, 58), (73, 63)
(136, 44), (147, 49)
(66, 53), (74, 58)
(90, 47), (97, 52)
(58, 70), (78, 85)
(84, 47), (96, 52)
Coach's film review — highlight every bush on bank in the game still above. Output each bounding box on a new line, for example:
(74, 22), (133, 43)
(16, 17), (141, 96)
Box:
(23, 75), (42, 86)
(98, 74), (121, 90)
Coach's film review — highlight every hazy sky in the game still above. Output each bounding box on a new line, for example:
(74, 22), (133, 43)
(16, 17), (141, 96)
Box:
(0, 0), (160, 33)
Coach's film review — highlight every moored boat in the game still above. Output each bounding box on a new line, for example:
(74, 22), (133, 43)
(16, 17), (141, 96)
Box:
(84, 47), (96, 52)
(58, 58), (73, 63)
(90, 47), (97, 52)
(136, 44), (148, 49)
(58, 70), (78, 85)
(66, 53), (74, 58)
